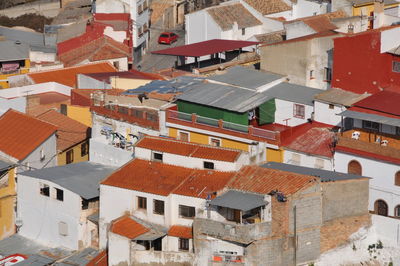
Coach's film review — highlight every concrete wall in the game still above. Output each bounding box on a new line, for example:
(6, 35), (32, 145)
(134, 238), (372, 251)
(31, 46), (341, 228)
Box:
(0, 82), (71, 98)
(274, 99), (314, 127)
(0, 97), (26, 115)
(108, 232), (131, 266)
(110, 77), (152, 90)
(77, 74), (111, 90)
(314, 100), (345, 126)
(89, 138), (134, 167)
(285, 21), (316, 40)
(17, 175), (81, 250)
(283, 149), (333, 170)
(185, 9), (221, 45)
(130, 250), (194, 265)
(372, 214), (400, 246)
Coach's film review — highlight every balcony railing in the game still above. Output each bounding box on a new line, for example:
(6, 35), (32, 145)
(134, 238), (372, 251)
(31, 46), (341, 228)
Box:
(167, 109), (278, 141)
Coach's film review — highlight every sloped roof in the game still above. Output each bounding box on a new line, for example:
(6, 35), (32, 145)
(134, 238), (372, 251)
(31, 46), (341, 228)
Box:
(227, 165), (316, 195)
(28, 62), (117, 87)
(20, 162), (117, 199)
(243, 0), (291, 15)
(168, 225), (192, 239)
(314, 88), (370, 106)
(84, 70), (163, 84)
(135, 136), (242, 162)
(35, 109), (89, 152)
(0, 40), (29, 61)
(111, 216), (149, 239)
(254, 30), (285, 44)
(0, 109), (57, 161)
(207, 3), (262, 31)
(101, 159), (235, 198)
(210, 190), (267, 211)
(353, 90), (400, 116)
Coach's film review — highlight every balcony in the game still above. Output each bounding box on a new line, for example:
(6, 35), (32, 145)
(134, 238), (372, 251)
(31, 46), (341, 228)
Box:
(166, 109), (280, 143)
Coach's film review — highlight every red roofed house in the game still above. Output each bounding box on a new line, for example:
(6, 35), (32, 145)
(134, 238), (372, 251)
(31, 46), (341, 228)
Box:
(334, 90), (400, 218)
(332, 25), (400, 94)
(0, 109), (58, 172)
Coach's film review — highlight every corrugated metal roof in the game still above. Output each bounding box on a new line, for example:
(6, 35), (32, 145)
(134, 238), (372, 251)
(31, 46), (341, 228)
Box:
(339, 109), (400, 127)
(0, 40), (29, 61)
(210, 190), (266, 211)
(262, 162), (367, 181)
(20, 162), (117, 199)
(54, 248), (100, 266)
(208, 66), (284, 89)
(353, 91), (400, 116)
(152, 39), (260, 57)
(0, 160), (13, 171)
(177, 80), (320, 112)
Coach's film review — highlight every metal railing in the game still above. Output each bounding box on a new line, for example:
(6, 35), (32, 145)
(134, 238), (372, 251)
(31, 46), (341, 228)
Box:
(167, 109), (277, 141)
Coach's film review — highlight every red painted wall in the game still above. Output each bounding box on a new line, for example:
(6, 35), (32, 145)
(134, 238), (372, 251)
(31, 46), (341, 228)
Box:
(332, 30), (400, 94)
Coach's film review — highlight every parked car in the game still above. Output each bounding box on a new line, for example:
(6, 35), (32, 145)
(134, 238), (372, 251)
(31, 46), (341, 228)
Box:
(158, 32), (179, 45)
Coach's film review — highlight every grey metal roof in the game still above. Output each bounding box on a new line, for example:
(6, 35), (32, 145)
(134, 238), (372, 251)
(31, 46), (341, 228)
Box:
(87, 211), (99, 224)
(0, 40), (29, 61)
(20, 162), (117, 199)
(210, 190), (267, 211)
(0, 160), (13, 171)
(54, 248), (100, 266)
(0, 26), (56, 53)
(265, 83), (322, 106)
(314, 88), (370, 106)
(16, 254), (54, 266)
(339, 110), (400, 127)
(208, 66), (284, 89)
(262, 162), (367, 181)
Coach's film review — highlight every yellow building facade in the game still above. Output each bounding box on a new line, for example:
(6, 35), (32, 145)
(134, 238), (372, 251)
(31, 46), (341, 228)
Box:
(0, 165), (16, 240)
(352, 1), (399, 17)
(0, 59), (30, 89)
(67, 105), (92, 127)
(57, 140), (89, 166)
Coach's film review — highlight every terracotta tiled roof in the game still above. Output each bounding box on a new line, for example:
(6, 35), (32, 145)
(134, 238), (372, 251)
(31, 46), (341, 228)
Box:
(228, 165), (315, 195)
(168, 225), (193, 239)
(111, 216), (149, 239)
(35, 109), (89, 152)
(28, 62), (117, 88)
(286, 11), (347, 33)
(243, 0), (291, 15)
(0, 109), (57, 160)
(262, 30), (339, 47)
(353, 91), (400, 116)
(135, 136), (242, 162)
(254, 30), (285, 44)
(281, 122), (335, 158)
(207, 3), (262, 31)
(101, 159), (235, 198)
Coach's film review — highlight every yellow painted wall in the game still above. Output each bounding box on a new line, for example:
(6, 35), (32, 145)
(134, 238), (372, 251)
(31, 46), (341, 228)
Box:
(67, 105), (92, 127)
(168, 128), (249, 152)
(0, 167), (16, 240)
(353, 3), (398, 16)
(110, 77), (152, 90)
(267, 148), (284, 163)
(0, 59), (30, 89)
(58, 141), (89, 166)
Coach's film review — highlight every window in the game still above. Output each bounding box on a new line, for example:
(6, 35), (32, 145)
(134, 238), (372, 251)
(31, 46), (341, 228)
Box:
(118, 106), (129, 114)
(393, 61), (400, 73)
(374, 199), (388, 216)
(226, 208), (241, 223)
(348, 160), (362, 175)
(152, 152), (163, 162)
(66, 149), (74, 164)
(395, 171), (400, 186)
(362, 120), (379, 131)
(40, 183), (49, 197)
(242, 28), (246, 35)
(179, 238), (189, 251)
(309, 70), (315, 79)
(40, 149), (45, 162)
(138, 196), (147, 209)
(293, 104), (305, 119)
(329, 104), (334, 109)
(59, 221), (68, 236)
(81, 142), (88, 157)
(55, 188), (64, 201)
(204, 161), (214, 169)
(178, 131), (189, 142)
(179, 205), (195, 218)
(395, 205), (400, 217)
(153, 200), (165, 215)
(210, 138), (221, 147)
(131, 109), (143, 118)
(146, 113), (157, 122)
(113, 61), (120, 70)
(324, 67), (332, 82)
(82, 199), (89, 210)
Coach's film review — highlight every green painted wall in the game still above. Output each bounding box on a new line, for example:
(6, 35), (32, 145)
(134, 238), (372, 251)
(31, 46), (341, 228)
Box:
(177, 100), (248, 125)
(258, 98), (275, 125)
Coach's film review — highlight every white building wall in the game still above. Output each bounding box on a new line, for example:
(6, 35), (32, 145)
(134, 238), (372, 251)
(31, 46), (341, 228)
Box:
(292, 0), (327, 18)
(89, 139), (134, 167)
(185, 10), (222, 45)
(285, 22), (316, 40)
(0, 82), (71, 99)
(314, 101), (345, 126)
(77, 74), (111, 90)
(170, 194), (206, 227)
(108, 232), (131, 266)
(0, 97), (26, 115)
(334, 151), (400, 216)
(20, 134), (57, 173)
(274, 99), (314, 126)
(17, 176), (81, 250)
(380, 26), (400, 53)
(283, 149), (333, 170)
(29, 51), (57, 63)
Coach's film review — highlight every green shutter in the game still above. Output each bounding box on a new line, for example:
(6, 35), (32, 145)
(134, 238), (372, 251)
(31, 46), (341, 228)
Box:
(258, 98), (275, 125)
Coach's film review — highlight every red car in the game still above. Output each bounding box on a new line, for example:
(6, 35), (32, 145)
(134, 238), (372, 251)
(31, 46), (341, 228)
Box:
(158, 32), (179, 44)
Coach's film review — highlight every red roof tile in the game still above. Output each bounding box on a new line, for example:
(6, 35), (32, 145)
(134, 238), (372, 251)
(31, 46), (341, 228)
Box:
(136, 136), (242, 162)
(28, 62), (117, 87)
(353, 91), (400, 116)
(281, 122), (335, 158)
(111, 216), (149, 239)
(101, 159), (235, 198)
(228, 166), (316, 195)
(35, 109), (89, 152)
(0, 109), (57, 160)
(168, 225), (192, 239)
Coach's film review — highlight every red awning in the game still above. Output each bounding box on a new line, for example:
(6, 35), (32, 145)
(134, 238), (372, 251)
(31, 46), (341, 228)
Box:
(152, 39), (260, 57)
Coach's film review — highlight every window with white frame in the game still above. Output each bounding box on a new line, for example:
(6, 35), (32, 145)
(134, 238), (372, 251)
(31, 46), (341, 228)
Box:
(209, 137), (221, 147)
(179, 205), (195, 218)
(293, 104), (305, 119)
(178, 131), (189, 142)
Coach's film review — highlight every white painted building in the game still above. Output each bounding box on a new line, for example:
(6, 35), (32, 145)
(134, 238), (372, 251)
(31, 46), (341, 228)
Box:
(17, 162), (117, 250)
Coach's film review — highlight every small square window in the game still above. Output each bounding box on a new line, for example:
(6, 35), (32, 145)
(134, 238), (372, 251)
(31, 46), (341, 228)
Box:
(309, 70), (315, 79)
(293, 104), (305, 119)
(55, 188), (64, 201)
(66, 149), (74, 164)
(178, 131), (189, 142)
(152, 152), (163, 162)
(138, 196), (147, 210)
(204, 161), (214, 169)
(179, 205), (195, 218)
(179, 238), (189, 251)
(153, 200), (165, 215)
(329, 104), (334, 109)
(210, 138), (221, 147)
(40, 184), (49, 197)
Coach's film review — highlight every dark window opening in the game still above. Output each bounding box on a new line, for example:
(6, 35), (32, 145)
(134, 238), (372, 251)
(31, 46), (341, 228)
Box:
(179, 238), (189, 251)
(81, 142), (88, 157)
(138, 196), (147, 209)
(40, 184), (50, 197)
(153, 200), (165, 215)
(66, 149), (74, 164)
(55, 188), (64, 201)
(362, 120), (379, 131)
(152, 152), (163, 162)
(179, 205), (195, 218)
(293, 104), (305, 119)
(204, 161), (214, 169)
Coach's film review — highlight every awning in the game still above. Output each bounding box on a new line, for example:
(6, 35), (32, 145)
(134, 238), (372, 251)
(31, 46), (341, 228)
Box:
(338, 110), (400, 127)
(210, 190), (267, 212)
(152, 39), (260, 57)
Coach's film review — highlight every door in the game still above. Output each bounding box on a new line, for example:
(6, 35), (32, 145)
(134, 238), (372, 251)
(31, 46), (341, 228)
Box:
(374, 200), (388, 216)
